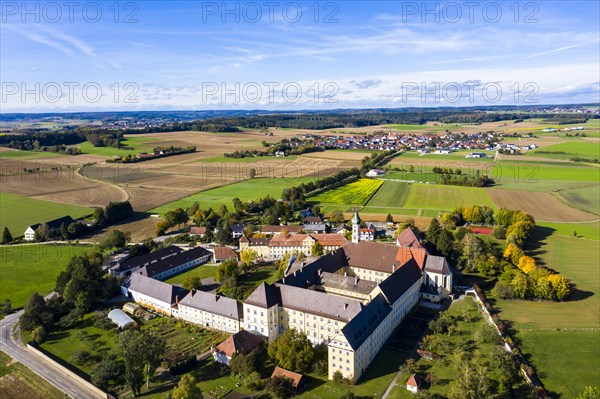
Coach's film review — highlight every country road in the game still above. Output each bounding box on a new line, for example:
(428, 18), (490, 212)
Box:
(0, 309), (105, 399)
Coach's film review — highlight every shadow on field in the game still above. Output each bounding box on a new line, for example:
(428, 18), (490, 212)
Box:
(524, 226), (555, 258)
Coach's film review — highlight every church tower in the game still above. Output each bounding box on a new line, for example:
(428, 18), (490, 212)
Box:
(351, 212), (360, 243)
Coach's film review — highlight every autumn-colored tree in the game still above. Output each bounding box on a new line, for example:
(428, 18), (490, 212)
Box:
(548, 274), (570, 300)
(517, 256), (537, 274)
(240, 248), (258, 266)
(503, 243), (524, 265)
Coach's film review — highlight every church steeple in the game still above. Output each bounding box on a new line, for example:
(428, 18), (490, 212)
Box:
(351, 212), (360, 243)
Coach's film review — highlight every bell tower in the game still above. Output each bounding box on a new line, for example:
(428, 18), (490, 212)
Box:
(351, 212), (360, 243)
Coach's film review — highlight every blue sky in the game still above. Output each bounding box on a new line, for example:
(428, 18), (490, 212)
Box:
(1, 1), (599, 111)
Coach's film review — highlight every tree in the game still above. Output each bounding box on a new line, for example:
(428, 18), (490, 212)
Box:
(576, 386), (600, 399)
(31, 325), (47, 344)
(164, 208), (189, 230)
(99, 229), (130, 251)
(172, 374), (203, 399)
(245, 371), (264, 390)
(20, 292), (51, 331)
(548, 274), (570, 300)
(517, 256), (537, 274)
(90, 354), (123, 390)
(511, 271), (531, 299)
(156, 220), (170, 236)
(117, 330), (166, 395)
(1, 227), (12, 244)
(230, 350), (257, 377)
(182, 275), (202, 291)
(426, 218), (441, 245)
(435, 228), (454, 257)
(3, 299), (11, 315)
(240, 248), (258, 266)
(386, 213), (394, 222)
(34, 223), (50, 242)
(265, 375), (295, 399)
(311, 241), (324, 257)
(503, 243), (524, 265)
(248, 168), (256, 179)
(214, 258), (240, 283)
(268, 329), (314, 372)
(329, 209), (345, 223)
(59, 222), (69, 240)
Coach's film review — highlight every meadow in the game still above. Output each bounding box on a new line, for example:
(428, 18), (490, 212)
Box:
(366, 181), (411, 208)
(0, 244), (90, 307)
(77, 136), (160, 157)
(404, 184), (496, 211)
(0, 192), (93, 237)
(150, 177), (314, 215)
(531, 141), (600, 160)
(309, 178), (383, 206)
(491, 231), (600, 398)
(558, 185), (599, 215)
(0, 149), (63, 159)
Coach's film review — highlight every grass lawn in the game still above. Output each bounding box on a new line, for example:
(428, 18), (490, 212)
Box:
(310, 178), (384, 206)
(516, 330), (599, 399)
(404, 184), (496, 211)
(0, 352), (66, 399)
(0, 244), (90, 308)
(164, 263), (219, 285)
(392, 150), (496, 163)
(78, 136), (157, 157)
(150, 177), (314, 215)
(366, 181), (411, 208)
(0, 149), (63, 159)
(386, 124), (448, 131)
(0, 192), (93, 237)
(557, 185), (599, 215)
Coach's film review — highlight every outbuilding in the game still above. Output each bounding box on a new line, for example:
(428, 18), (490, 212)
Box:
(108, 309), (136, 329)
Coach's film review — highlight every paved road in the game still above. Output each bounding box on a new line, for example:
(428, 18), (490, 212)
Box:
(0, 310), (104, 399)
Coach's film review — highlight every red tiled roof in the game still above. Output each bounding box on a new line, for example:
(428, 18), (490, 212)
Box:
(213, 246), (238, 260)
(271, 367), (303, 388)
(407, 374), (422, 388)
(215, 330), (263, 358)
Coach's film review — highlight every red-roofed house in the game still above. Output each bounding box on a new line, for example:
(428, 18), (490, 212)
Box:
(213, 330), (264, 365)
(406, 373), (422, 393)
(270, 367), (305, 390)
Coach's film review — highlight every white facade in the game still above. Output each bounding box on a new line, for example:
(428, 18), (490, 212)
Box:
(128, 289), (173, 316)
(177, 304), (241, 334)
(24, 227), (36, 241)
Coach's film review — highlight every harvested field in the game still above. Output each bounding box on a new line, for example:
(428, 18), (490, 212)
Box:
(0, 162), (126, 208)
(487, 189), (598, 222)
(87, 214), (162, 242)
(0, 374), (53, 399)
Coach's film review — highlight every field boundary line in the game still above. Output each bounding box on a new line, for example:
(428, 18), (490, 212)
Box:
(551, 189), (600, 218)
(77, 164), (130, 203)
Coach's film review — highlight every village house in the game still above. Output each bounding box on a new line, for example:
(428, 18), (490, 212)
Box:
(24, 215), (75, 241)
(210, 245), (239, 263)
(260, 225), (303, 236)
(213, 330), (264, 366)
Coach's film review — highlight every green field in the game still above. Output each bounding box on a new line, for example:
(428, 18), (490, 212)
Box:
(310, 178), (383, 206)
(0, 149), (63, 159)
(150, 177), (314, 214)
(404, 184), (496, 211)
(491, 231), (600, 398)
(392, 150), (496, 163)
(0, 192), (93, 237)
(386, 124), (449, 131)
(78, 136), (157, 157)
(558, 185), (599, 215)
(0, 244), (89, 307)
(516, 330), (599, 398)
(531, 141), (600, 160)
(537, 221), (600, 241)
(366, 181), (411, 208)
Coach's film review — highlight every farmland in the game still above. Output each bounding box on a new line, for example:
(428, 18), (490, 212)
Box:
(0, 149), (63, 160)
(366, 181), (411, 208)
(0, 244), (90, 308)
(0, 353), (64, 399)
(558, 185), (600, 215)
(77, 136), (160, 157)
(531, 141), (600, 160)
(0, 192), (93, 237)
(151, 177), (314, 215)
(404, 184), (496, 211)
(310, 178), (383, 206)
(487, 189), (598, 222)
